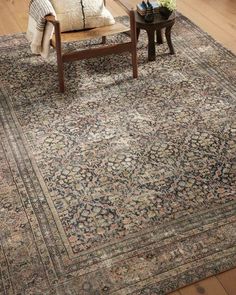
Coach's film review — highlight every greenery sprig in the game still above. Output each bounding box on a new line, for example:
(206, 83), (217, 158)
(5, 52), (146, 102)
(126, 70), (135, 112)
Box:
(159, 0), (176, 11)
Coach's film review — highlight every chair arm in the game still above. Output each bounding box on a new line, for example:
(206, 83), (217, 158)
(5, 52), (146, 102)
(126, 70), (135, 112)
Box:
(114, 0), (135, 15)
(44, 15), (58, 25)
(44, 15), (61, 48)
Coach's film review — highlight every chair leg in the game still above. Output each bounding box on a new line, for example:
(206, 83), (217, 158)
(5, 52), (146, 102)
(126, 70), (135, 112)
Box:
(132, 48), (138, 78)
(56, 48), (65, 92)
(130, 10), (138, 78)
(54, 21), (65, 92)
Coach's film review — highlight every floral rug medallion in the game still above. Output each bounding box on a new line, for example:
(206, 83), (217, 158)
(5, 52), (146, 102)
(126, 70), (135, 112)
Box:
(0, 15), (236, 295)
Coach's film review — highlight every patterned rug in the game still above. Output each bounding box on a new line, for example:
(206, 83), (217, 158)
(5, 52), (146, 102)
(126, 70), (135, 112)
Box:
(0, 14), (236, 295)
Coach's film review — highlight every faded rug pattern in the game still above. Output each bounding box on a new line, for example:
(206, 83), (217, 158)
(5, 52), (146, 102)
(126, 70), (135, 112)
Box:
(0, 15), (236, 295)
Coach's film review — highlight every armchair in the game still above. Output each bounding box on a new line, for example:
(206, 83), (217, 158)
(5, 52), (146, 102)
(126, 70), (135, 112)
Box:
(45, 0), (138, 92)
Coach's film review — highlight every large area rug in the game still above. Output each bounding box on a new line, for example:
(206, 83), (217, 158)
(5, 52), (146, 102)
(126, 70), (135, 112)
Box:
(0, 14), (236, 295)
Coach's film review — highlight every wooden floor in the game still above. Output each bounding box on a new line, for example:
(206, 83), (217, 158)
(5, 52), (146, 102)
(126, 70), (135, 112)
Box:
(0, 0), (236, 294)
(0, 0), (236, 53)
(169, 269), (236, 295)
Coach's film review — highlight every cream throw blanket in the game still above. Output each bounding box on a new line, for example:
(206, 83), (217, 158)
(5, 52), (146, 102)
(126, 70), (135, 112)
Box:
(26, 0), (56, 58)
(27, 0), (115, 59)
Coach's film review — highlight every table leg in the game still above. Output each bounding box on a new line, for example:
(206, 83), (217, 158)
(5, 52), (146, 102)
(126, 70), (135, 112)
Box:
(147, 29), (156, 61)
(165, 24), (175, 55)
(156, 29), (163, 44)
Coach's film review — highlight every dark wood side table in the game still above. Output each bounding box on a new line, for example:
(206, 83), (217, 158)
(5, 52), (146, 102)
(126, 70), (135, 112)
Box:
(135, 11), (176, 61)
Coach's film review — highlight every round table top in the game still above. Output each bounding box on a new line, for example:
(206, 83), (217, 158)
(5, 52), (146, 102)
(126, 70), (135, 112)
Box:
(135, 10), (176, 26)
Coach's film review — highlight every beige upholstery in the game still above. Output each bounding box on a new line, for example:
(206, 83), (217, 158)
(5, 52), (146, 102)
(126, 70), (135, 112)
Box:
(50, 0), (115, 32)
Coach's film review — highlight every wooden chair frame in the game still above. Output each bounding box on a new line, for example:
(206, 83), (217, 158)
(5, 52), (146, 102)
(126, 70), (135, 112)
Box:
(45, 0), (138, 92)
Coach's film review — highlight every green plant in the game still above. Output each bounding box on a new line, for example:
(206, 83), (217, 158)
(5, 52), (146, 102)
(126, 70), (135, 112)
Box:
(159, 0), (176, 11)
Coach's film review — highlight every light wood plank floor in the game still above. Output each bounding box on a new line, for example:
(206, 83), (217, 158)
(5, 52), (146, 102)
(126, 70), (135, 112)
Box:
(0, 0), (235, 294)
(169, 269), (236, 295)
(0, 0), (236, 53)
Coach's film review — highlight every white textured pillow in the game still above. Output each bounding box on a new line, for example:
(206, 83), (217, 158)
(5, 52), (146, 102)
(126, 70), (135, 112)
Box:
(50, 0), (115, 32)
